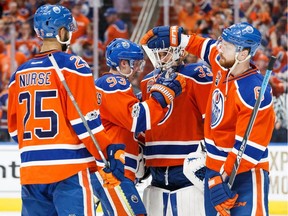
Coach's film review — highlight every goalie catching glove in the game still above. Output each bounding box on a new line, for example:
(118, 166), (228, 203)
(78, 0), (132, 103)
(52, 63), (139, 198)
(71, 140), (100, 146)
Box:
(99, 144), (125, 188)
(208, 172), (238, 216)
(150, 71), (186, 108)
(140, 26), (184, 49)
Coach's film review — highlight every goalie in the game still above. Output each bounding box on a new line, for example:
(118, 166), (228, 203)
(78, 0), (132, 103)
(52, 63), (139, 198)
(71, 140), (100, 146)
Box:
(139, 38), (213, 215)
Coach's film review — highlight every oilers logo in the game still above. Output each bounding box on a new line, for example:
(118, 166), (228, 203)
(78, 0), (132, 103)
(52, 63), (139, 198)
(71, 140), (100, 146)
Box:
(211, 89), (224, 128)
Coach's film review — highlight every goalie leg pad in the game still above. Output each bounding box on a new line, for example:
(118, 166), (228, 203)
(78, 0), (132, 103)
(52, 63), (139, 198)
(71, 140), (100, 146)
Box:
(143, 185), (205, 216)
(93, 172), (146, 216)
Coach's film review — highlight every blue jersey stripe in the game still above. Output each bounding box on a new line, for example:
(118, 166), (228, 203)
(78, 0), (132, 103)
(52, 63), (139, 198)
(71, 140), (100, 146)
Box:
(21, 147), (92, 163)
(144, 144), (198, 156)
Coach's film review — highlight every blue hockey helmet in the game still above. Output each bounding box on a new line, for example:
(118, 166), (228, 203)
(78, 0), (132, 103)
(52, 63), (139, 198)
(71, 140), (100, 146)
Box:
(34, 4), (77, 39)
(106, 38), (144, 68)
(221, 22), (261, 56)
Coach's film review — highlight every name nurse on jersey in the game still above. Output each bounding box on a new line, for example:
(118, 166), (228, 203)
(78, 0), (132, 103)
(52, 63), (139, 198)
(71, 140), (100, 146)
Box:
(19, 72), (51, 87)
(211, 89), (224, 128)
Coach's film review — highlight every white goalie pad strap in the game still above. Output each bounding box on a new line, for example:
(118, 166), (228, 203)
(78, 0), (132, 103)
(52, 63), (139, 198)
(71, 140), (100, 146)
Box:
(183, 151), (206, 193)
(143, 185), (205, 216)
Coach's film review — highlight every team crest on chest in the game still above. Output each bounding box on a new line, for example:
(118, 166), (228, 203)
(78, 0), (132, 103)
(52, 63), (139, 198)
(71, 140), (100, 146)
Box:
(211, 89), (224, 128)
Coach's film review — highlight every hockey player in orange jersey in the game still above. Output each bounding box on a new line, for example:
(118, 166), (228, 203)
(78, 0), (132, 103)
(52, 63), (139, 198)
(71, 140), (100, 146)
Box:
(138, 42), (213, 215)
(8, 5), (127, 216)
(103, 7), (129, 47)
(141, 22), (275, 216)
(93, 38), (186, 215)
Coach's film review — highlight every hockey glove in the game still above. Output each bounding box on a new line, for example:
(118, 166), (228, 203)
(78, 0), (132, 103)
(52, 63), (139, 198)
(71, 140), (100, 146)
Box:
(208, 174), (238, 216)
(150, 72), (186, 108)
(140, 26), (184, 49)
(99, 144), (125, 188)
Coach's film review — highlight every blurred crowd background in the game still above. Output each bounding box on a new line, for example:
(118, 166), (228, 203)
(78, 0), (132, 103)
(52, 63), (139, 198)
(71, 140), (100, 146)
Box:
(0, 0), (287, 143)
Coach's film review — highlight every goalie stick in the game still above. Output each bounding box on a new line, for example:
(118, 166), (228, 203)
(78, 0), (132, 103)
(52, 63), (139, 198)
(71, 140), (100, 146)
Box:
(48, 54), (135, 216)
(228, 56), (277, 188)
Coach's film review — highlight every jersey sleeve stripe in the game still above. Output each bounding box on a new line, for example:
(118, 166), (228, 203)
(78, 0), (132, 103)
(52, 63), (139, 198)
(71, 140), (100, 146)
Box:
(206, 151), (227, 161)
(78, 125), (105, 140)
(200, 38), (208, 60)
(142, 101), (151, 130)
(133, 103), (148, 133)
(9, 130), (18, 139)
(71, 116), (104, 139)
(235, 135), (266, 151)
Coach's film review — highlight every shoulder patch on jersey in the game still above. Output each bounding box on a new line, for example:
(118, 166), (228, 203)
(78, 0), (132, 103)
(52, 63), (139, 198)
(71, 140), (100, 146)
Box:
(131, 103), (140, 118)
(86, 110), (99, 121)
(236, 73), (273, 108)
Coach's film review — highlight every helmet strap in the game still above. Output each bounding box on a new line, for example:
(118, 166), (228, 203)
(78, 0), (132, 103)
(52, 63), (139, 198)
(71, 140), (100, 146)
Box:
(56, 31), (72, 52)
(116, 66), (133, 78)
(229, 52), (251, 75)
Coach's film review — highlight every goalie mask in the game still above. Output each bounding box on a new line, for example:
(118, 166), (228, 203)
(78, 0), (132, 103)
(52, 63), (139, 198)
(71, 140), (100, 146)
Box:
(150, 46), (186, 71)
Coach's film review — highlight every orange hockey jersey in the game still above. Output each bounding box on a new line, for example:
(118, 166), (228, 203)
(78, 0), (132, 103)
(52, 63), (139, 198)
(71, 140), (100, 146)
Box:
(103, 20), (129, 47)
(140, 63), (213, 167)
(8, 51), (111, 185)
(95, 72), (169, 181)
(184, 34), (275, 175)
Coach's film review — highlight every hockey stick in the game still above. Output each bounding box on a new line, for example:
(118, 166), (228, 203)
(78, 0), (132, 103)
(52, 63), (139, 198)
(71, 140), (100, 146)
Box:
(48, 54), (135, 215)
(228, 56), (277, 188)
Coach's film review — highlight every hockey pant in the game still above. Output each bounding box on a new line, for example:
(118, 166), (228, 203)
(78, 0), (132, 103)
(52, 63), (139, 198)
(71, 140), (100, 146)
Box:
(204, 167), (269, 216)
(143, 185), (204, 216)
(21, 168), (96, 216)
(92, 171), (146, 216)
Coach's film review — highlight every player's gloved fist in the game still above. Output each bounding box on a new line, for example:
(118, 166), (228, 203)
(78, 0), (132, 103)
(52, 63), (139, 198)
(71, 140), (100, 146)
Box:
(99, 144), (125, 188)
(150, 72), (186, 108)
(208, 174), (238, 216)
(140, 26), (184, 49)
